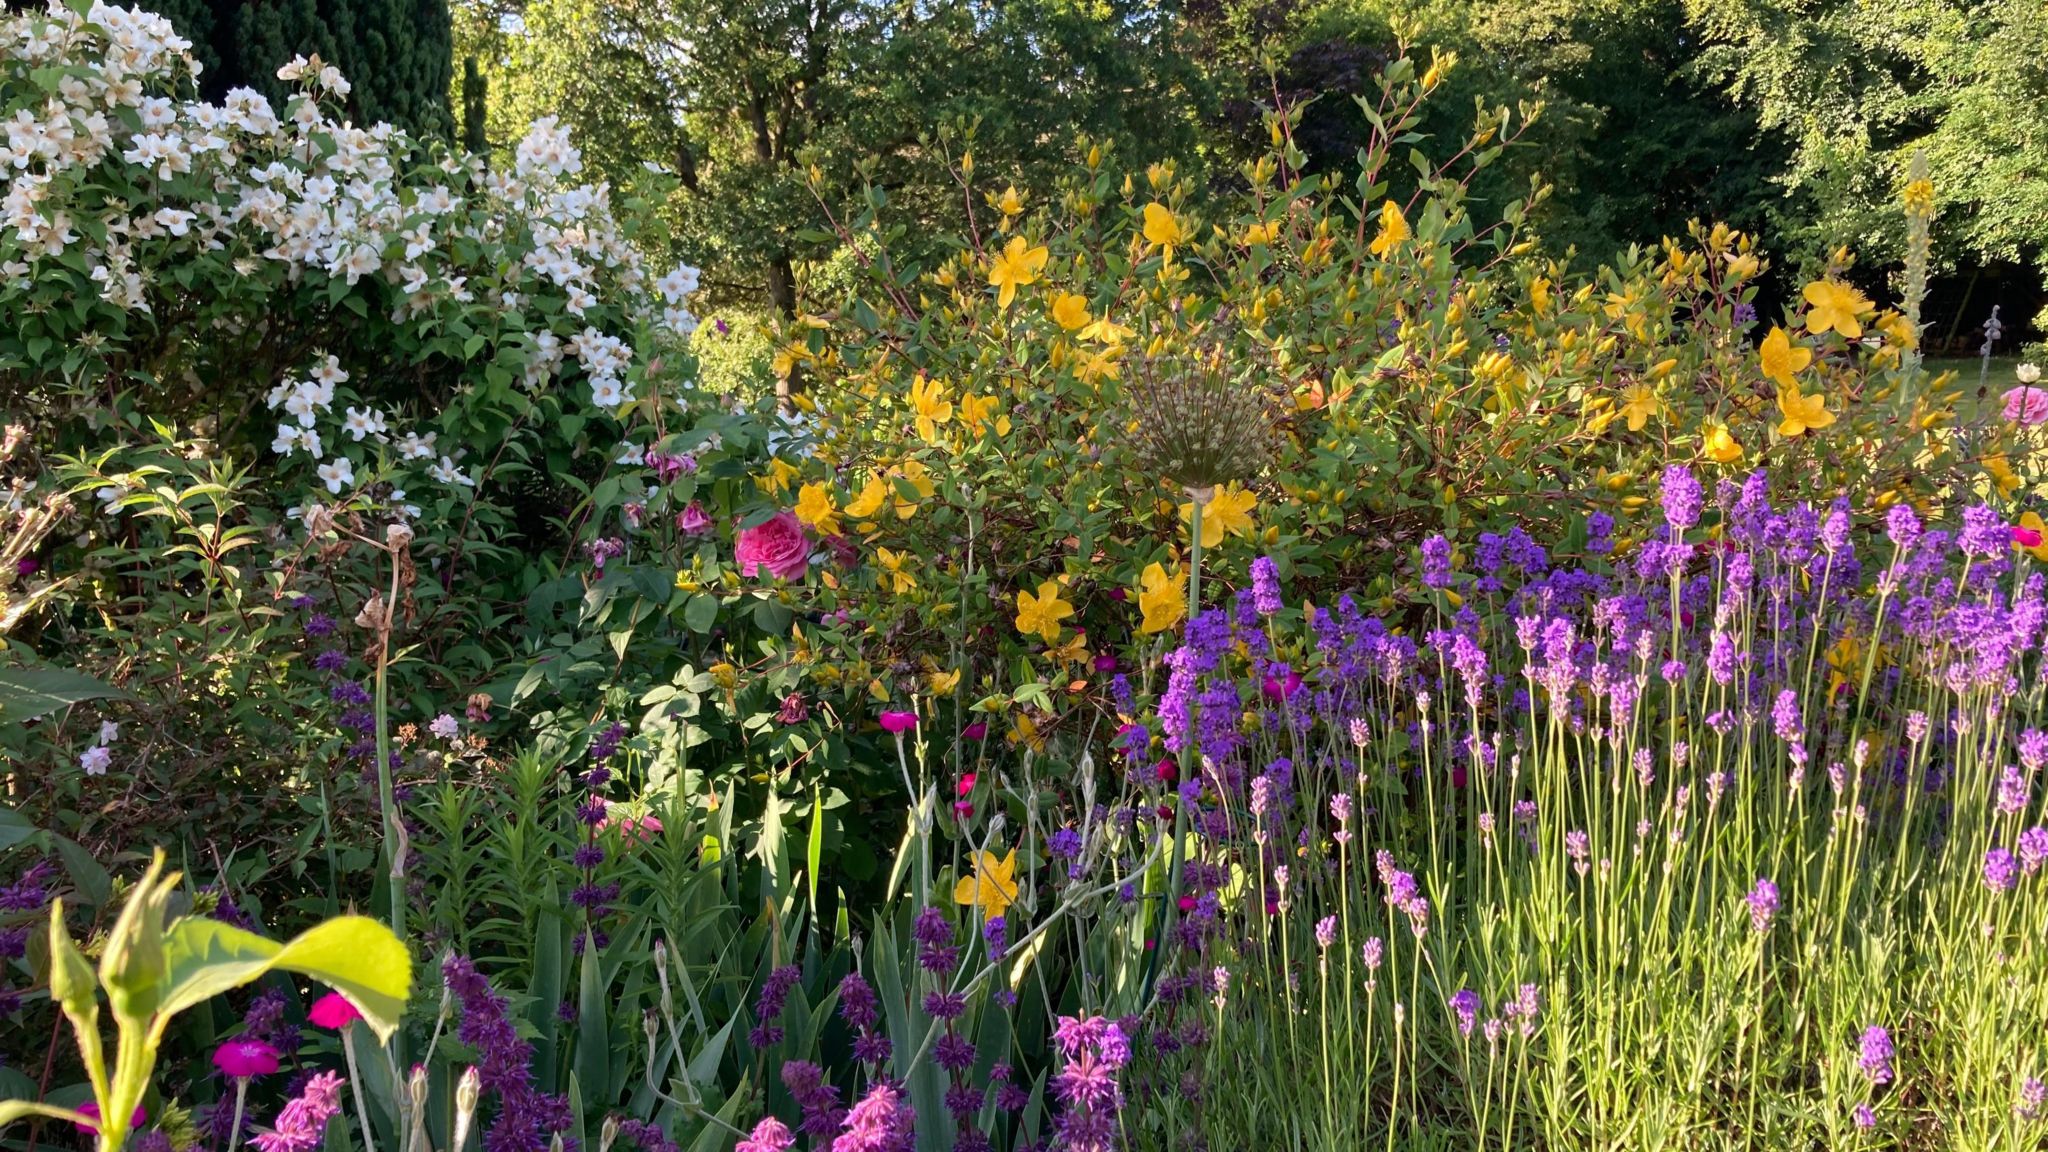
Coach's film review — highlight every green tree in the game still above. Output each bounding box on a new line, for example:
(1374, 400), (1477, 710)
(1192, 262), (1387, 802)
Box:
(455, 0), (1208, 326)
(1184, 0), (1777, 267)
(1688, 0), (2048, 283)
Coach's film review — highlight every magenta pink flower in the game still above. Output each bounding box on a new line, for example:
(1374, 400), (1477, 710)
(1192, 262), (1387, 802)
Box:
(676, 502), (714, 536)
(307, 991), (362, 1030)
(878, 710), (918, 734)
(213, 1038), (282, 1078)
(736, 1117), (794, 1152)
(2003, 385), (2048, 426)
(735, 511), (810, 580)
(2016, 525), (2046, 550)
(72, 1102), (147, 1135)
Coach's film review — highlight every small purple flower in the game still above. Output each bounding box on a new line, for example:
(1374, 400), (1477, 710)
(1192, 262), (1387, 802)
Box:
(1858, 1025), (1894, 1085)
(1421, 535), (1453, 589)
(1314, 915), (1337, 950)
(1852, 1103), (1876, 1130)
(2017, 1076), (2046, 1120)
(1449, 988), (1480, 1037)
(1985, 847), (2019, 892)
(1746, 878), (1780, 933)
(1250, 555), (1284, 615)
(1660, 465), (1702, 532)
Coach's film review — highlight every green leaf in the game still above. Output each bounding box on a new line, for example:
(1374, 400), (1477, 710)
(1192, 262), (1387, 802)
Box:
(0, 1101), (97, 1132)
(158, 916), (411, 1041)
(0, 666), (135, 725)
(0, 806), (35, 853)
(682, 593), (718, 634)
(575, 932), (610, 1108)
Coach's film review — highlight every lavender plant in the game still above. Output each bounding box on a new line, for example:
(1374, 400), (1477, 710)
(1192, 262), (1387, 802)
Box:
(1102, 468), (2048, 1151)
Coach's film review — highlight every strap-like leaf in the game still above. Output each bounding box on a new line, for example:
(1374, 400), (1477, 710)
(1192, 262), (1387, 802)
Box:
(0, 666), (135, 725)
(0, 1100), (96, 1132)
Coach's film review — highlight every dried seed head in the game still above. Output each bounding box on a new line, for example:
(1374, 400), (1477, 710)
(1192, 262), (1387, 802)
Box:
(1124, 333), (1275, 491)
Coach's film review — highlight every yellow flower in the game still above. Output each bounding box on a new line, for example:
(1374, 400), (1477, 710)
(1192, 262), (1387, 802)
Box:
(1619, 383), (1663, 432)
(993, 185), (1026, 218)
(1802, 279), (1872, 339)
(959, 392), (999, 434)
(1078, 316), (1134, 345)
(1901, 179), (1934, 218)
(952, 849), (1018, 922)
(1759, 326), (1812, 387)
(845, 475), (890, 520)
(987, 236), (1048, 309)
(1528, 277), (1551, 315)
(1050, 292), (1091, 331)
(1007, 712), (1046, 753)
(1369, 200), (1410, 258)
(1046, 632), (1091, 669)
(924, 665), (961, 696)
(761, 457), (801, 496)
(1136, 561), (1185, 634)
(1142, 202), (1187, 259)
(1015, 579), (1074, 641)
(1703, 422), (1744, 464)
(709, 662), (739, 691)
(1177, 483), (1258, 548)
(876, 547), (916, 594)
(1242, 221), (1277, 246)
(1775, 381), (1834, 437)
(892, 459), (934, 519)
(2016, 511), (2048, 562)
(793, 482), (841, 536)
(1986, 454), (2021, 499)
(910, 375), (954, 441)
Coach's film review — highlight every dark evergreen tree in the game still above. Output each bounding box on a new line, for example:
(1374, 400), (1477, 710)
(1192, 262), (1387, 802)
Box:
(142, 0), (453, 138)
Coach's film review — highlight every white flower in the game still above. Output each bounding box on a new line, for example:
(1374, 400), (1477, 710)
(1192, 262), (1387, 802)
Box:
(98, 720), (120, 745)
(655, 264), (699, 303)
(428, 454), (473, 487)
(80, 745), (111, 775)
(2020, 363), (2042, 385)
(616, 441), (646, 466)
(342, 405), (387, 441)
(497, 12), (527, 35)
(429, 713), (461, 741)
(590, 378), (625, 408)
(397, 430), (437, 460)
(316, 456), (355, 493)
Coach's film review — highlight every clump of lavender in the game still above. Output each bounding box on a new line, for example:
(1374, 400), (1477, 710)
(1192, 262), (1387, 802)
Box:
(442, 955), (573, 1152)
(838, 972), (890, 1066)
(750, 964), (802, 1048)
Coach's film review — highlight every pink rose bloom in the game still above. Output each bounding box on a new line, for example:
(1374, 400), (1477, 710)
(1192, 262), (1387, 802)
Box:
(676, 502), (714, 536)
(2002, 386), (2048, 426)
(735, 511), (810, 580)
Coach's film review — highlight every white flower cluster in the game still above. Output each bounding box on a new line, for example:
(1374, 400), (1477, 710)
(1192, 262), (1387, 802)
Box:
(2, 2), (702, 506)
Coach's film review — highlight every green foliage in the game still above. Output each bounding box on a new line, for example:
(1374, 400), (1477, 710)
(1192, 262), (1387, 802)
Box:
(457, 0), (1209, 321)
(1688, 0), (2048, 284)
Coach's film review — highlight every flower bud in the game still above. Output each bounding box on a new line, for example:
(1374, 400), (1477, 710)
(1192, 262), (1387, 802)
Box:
(451, 1066), (482, 1152)
(600, 1116), (620, 1152)
(99, 851), (177, 1022)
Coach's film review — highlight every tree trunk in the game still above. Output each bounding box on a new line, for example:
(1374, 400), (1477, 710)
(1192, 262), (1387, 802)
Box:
(767, 254), (802, 411)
